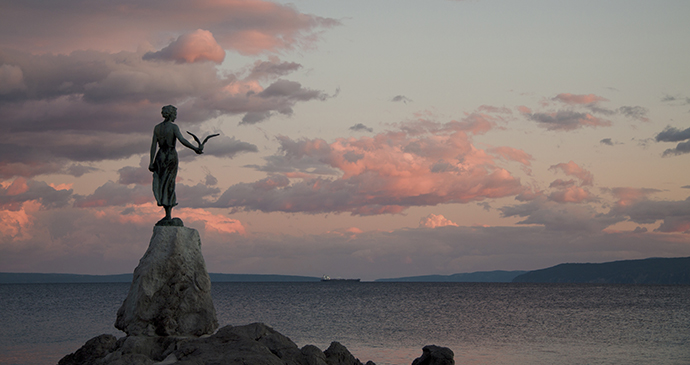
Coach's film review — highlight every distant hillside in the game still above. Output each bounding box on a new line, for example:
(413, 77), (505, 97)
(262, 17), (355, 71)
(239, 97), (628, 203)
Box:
(512, 257), (690, 284)
(376, 270), (527, 282)
(0, 273), (320, 284)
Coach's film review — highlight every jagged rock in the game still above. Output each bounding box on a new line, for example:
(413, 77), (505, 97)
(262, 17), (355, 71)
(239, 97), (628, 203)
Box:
(60, 323), (377, 365)
(411, 345), (455, 365)
(325, 341), (365, 365)
(58, 334), (117, 365)
(115, 226), (218, 337)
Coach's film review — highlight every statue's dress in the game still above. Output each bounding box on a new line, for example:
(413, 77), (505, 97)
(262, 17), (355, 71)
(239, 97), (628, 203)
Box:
(151, 126), (178, 208)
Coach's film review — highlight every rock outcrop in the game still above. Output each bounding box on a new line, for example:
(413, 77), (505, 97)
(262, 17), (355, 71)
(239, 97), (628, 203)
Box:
(115, 226), (218, 337)
(62, 225), (456, 365)
(59, 323), (379, 365)
(411, 345), (455, 365)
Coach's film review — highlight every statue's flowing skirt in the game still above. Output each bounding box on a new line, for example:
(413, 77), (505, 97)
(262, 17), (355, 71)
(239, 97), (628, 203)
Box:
(152, 147), (178, 207)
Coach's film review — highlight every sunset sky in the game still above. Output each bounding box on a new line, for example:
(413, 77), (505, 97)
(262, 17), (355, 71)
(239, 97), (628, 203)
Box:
(1, 0), (690, 280)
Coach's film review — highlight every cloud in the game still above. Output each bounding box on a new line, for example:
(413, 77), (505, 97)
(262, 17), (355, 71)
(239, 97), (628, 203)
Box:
(5, 199), (688, 279)
(419, 214), (458, 228)
(611, 196), (690, 233)
(0, 64), (27, 94)
(215, 121), (526, 215)
(349, 123), (373, 133)
(391, 95), (412, 104)
(549, 161), (594, 186)
(178, 135), (259, 160)
(73, 181), (152, 208)
(617, 106), (649, 122)
(661, 94), (690, 105)
(0, 46), (318, 178)
(0, 130), (150, 178)
(488, 147), (532, 166)
(655, 126), (690, 143)
(0, 177), (72, 211)
(143, 29), (225, 64)
(0, 0), (339, 55)
(500, 197), (620, 232)
(600, 138), (614, 146)
(118, 159), (151, 186)
(655, 126), (690, 156)
(527, 111), (611, 131)
(246, 58), (302, 81)
(553, 93), (608, 105)
(547, 185), (594, 204)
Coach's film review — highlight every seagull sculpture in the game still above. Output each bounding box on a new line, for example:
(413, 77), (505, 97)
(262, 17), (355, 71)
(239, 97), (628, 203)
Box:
(187, 131), (220, 153)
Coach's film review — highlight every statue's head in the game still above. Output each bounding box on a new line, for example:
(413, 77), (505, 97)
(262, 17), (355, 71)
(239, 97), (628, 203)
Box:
(161, 105), (177, 120)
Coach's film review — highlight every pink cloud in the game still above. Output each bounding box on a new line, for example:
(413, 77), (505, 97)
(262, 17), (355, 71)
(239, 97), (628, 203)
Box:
(553, 93), (609, 105)
(143, 29), (225, 64)
(178, 208), (246, 235)
(0, 200), (40, 241)
(549, 161), (594, 186)
(0, 178), (73, 211)
(0, 0), (339, 55)
(215, 123), (526, 215)
(607, 187), (662, 207)
(488, 146), (533, 166)
(517, 105), (532, 114)
(419, 214), (458, 228)
(477, 105), (512, 114)
(548, 186), (594, 203)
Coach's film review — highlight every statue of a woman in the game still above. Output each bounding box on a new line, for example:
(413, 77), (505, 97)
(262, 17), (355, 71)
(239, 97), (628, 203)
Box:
(149, 105), (202, 224)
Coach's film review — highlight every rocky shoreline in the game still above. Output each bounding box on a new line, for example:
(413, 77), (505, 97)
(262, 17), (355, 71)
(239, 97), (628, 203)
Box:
(58, 322), (454, 365)
(59, 226), (454, 365)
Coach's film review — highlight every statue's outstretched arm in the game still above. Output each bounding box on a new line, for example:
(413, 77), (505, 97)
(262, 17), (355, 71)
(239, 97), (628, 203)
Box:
(173, 124), (202, 154)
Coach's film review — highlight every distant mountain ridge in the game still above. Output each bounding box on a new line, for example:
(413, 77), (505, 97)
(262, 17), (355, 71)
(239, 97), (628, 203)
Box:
(3, 257), (689, 284)
(376, 270), (527, 282)
(512, 257), (690, 284)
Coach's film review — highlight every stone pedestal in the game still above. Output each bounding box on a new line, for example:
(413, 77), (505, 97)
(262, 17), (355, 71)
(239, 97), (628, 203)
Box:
(115, 226), (218, 337)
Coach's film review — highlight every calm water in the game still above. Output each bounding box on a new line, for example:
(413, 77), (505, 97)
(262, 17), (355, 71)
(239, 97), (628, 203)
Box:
(0, 282), (689, 365)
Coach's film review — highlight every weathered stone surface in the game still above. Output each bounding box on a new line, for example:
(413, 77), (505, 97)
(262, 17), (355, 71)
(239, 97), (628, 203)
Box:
(325, 341), (365, 365)
(115, 226), (218, 337)
(60, 322), (454, 365)
(411, 345), (455, 365)
(60, 323), (377, 365)
(60, 323), (375, 365)
(58, 334), (117, 365)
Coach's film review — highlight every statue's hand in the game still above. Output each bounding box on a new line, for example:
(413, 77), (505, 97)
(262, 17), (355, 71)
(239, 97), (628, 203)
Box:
(148, 163), (154, 172)
(195, 147), (204, 155)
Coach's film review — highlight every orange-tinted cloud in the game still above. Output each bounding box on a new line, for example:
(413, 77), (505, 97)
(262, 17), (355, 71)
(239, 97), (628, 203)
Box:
(419, 214), (458, 228)
(488, 146), (533, 166)
(0, 0), (339, 55)
(553, 93), (608, 105)
(215, 121), (525, 215)
(143, 29), (225, 64)
(548, 186), (594, 203)
(607, 187), (661, 207)
(0, 200), (40, 241)
(549, 161), (594, 186)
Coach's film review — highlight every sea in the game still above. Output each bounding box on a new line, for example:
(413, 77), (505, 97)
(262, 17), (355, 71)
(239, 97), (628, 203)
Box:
(1, 282), (689, 365)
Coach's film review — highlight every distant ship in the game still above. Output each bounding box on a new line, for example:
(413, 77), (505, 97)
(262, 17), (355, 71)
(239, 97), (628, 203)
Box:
(321, 275), (360, 282)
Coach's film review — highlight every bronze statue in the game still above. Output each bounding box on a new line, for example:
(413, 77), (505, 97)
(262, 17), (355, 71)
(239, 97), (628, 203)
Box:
(149, 105), (217, 225)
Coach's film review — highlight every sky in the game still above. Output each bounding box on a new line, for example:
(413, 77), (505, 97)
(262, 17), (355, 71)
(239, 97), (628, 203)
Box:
(1, 0), (690, 281)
